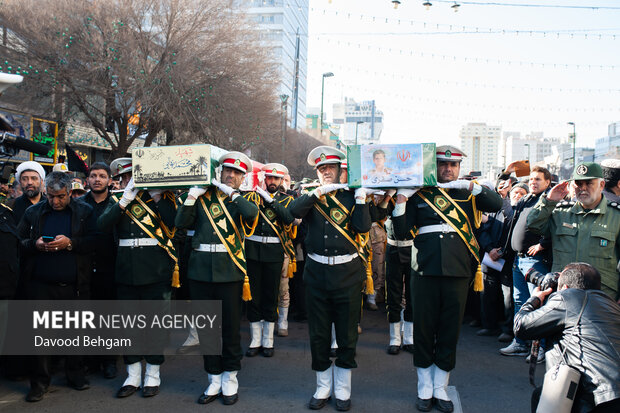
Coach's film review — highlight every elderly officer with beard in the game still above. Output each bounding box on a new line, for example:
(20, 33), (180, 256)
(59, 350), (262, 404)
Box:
(528, 162), (620, 302)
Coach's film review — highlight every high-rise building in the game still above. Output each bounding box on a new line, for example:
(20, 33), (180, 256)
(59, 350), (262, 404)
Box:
(245, 0), (308, 129)
(595, 121), (620, 161)
(332, 97), (384, 146)
(459, 123), (501, 179)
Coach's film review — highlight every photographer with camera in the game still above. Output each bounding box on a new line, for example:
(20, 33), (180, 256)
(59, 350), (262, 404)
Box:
(514, 262), (620, 413)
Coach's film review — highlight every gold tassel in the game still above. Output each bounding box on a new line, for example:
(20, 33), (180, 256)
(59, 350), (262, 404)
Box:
(474, 264), (484, 292)
(287, 258), (296, 278)
(242, 275), (252, 301)
(365, 272), (374, 295)
(364, 247), (374, 295)
(171, 263), (180, 288)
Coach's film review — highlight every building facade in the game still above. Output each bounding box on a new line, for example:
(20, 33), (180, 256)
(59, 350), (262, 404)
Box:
(459, 122), (501, 179)
(595, 121), (620, 161)
(332, 97), (384, 146)
(245, 0), (308, 129)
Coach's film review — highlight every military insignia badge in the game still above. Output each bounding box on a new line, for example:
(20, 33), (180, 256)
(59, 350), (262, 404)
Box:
(234, 159), (241, 166)
(445, 150), (452, 158)
(576, 164), (588, 175)
(141, 214), (154, 227)
(330, 208), (345, 225)
(131, 204), (146, 218)
(265, 209), (276, 220)
(210, 203), (223, 218)
(434, 195), (449, 211)
(320, 153), (326, 161)
(272, 168), (278, 174)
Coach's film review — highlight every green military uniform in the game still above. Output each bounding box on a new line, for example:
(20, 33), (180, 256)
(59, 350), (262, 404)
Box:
(246, 191), (295, 322)
(245, 189), (295, 356)
(527, 195), (620, 300)
(98, 189), (177, 366)
(175, 186), (258, 374)
(379, 200), (415, 354)
(393, 185), (502, 371)
(289, 188), (371, 371)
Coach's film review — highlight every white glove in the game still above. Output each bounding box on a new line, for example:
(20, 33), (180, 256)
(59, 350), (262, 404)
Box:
(119, 178), (139, 208)
(313, 183), (347, 197)
(385, 188), (397, 198)
(396, 188), (419, 199)
(184, 186), (207, 206)
(255, 186), (274, 203)
(437, 180), (471, 190)
(211, 178), (236, 198)
(354, 188), (366, 199)
(354, 188), (367, 204)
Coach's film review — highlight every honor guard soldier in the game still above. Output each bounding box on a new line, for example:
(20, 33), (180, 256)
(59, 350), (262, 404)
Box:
(98, 158), (179, 399)
(527, 162), (620, 301)
(392, 145), (502, 412)
(175, 151), (259, 406)
(289, 146), (372, 412)
(245, 163), (296, 358)
(377, 192), (414, 355)
(110, 157), (133, 189)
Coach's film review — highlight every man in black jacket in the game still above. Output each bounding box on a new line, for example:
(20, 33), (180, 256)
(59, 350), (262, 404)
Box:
(515, 262), (620, 413)
(500, 166), (552, 358)
(79, 162), (118, 379)
(0, 202), (19, 353)
(17, 171), (98, 402)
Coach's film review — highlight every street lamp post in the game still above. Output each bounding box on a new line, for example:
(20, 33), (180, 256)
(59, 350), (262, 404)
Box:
(355, 121), (364, 145)
(320, 72), (334, 141)
(567, 122), (576, 169)
(280, 94), (289, 164)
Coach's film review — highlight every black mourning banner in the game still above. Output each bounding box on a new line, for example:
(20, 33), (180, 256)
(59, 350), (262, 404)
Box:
(0, 300), (221, 356)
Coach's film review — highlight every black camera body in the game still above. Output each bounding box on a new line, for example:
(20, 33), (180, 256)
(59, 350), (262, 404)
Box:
(525, 268), (560, 292)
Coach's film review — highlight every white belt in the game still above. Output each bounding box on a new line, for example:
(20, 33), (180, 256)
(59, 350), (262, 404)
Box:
(246, 234), (280, 244)
(308, 252), (359, 266)
(118, 238), (159, 247)
(186, 230), (195, 237)
(387, 239), (414, 247)
(417, 223), (456, 235)
(194, 243), (227, 253)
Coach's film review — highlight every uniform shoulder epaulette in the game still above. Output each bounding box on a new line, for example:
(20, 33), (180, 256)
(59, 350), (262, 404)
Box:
(609, 201), (620, 211)
(555, 200), (575, 209)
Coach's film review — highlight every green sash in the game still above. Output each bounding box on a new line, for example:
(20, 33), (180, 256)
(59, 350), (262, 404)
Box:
(111, 192), (178, 264)
(199, 188), (248, 275)
(258, 194), (296, 263)
(313, 193), (369, 265)
(416, 186), (481, 264)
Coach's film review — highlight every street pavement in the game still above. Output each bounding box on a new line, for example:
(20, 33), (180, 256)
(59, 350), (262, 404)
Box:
(0, 307), (534, 412)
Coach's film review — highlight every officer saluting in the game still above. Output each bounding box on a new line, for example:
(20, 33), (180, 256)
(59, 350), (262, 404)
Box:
(289, 146), (372, 412)
(392, 145), (502, 413)
(98, 158), (179, 399)
(245, 163), (295, 358)
(175, 151), (259, 406)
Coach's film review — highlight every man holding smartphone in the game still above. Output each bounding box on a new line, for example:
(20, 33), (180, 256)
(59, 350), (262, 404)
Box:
(17, 171), (98, 402)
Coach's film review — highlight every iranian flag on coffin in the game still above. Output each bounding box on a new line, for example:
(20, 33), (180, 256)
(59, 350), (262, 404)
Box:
(347, 143), (437, 188)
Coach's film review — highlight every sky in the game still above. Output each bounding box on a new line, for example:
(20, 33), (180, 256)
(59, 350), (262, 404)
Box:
(305, 0), (620, 150)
